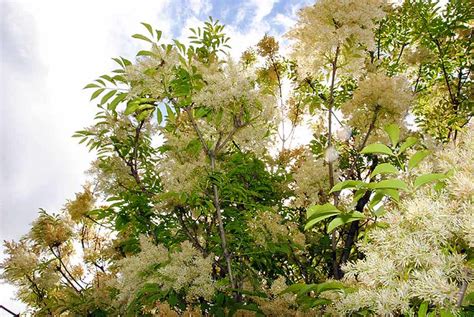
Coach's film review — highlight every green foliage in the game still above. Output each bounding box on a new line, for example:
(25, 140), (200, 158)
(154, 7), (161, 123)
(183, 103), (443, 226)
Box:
(2, 3), (473, 316)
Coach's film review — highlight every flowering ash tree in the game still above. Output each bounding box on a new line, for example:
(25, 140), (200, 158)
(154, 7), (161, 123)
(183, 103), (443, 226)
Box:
(1, 0), (473, 316)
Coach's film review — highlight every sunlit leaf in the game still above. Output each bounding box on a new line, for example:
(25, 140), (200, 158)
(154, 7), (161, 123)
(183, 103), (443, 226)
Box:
(361, 143), (394, 156)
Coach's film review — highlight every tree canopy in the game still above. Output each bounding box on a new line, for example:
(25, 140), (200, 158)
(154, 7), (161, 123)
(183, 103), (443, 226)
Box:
(1, 0), (473, 316)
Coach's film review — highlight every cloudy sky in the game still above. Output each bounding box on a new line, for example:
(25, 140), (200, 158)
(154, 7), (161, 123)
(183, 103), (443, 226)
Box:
(0, 0), (313, 312)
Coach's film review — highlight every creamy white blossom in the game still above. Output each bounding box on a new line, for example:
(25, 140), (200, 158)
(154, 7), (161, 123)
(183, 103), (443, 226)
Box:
(292, 151), (333, 207)
(341, 72), (412, 138)
(287, 0), (387, 76)
(337, 128), (474, 315)
(114, 237), (216, 306)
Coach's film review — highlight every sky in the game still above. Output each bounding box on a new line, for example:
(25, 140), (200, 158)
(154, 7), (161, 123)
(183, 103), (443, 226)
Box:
(0, 0), (313, 313)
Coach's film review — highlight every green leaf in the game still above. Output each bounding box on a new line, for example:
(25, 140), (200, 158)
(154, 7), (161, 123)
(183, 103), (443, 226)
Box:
(156, 30), (162, 42)
(281, 283), (306, 294)
(384, 124), (400, 146)
(378, 188), (400, 202)
(90, 88), (105, 101)
(408, 150), (430, 170)
(83, 83), (100, 89)
(418, 302), (428, 317)
(132, 33), (153, 43)
(370, 163), (399, 177)
(361, 143), (393, 156)
(368, 191), (384, 210)
(305, 211), (341, 231)
(306, 298), (331, 308)
(108, 93), (127, 111)
(137, 109), (153, 121)
(330, 180), (365, 193)
(305, 204), (341, 230)
(156, 108), (163, 124)
(124, 100), (140, 115)
(373, 206), (386, 217)
(121, 57), (132, 66)
(306, 203), (340, 219)
(137, 50), (155, 57)
(439, 309), (455, 317)
(399, 136), (418, 153)
(112, 57), (124, 68)
(100, 90), (116, 105)
(353, 188), (367, 203)
(414, 173), (446, 189)
(368, 179), (408, 191)
(165, 104), (175, 121)
(315, 281), (345, 294)
(141, 22), (154, 36)
(327, 212), (365, 233)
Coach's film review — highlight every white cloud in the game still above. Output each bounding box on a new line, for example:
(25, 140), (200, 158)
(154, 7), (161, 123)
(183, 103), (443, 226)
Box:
(249, 0), (279, 23)
(273, 12), (295, 29)
(188, 0), (212, 16)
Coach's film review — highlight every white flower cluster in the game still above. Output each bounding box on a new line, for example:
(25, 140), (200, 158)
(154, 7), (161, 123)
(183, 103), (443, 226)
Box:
(436, 125), (474, 203)
(192, 59), (277, 155)
(292, 151), (332, 208)
(114, 235), (168, 306)
(157, 241), (215, 302)
(115, 237), (216, 307)
(337, 129), (474, 315)
(403, 46), (434, 67)
(192, 59), (256, 112)
(126, 44), (180, 99)
(287, 0), (387, 76)
(159, 130), (209, 195)
(341, 72), (412, 132)
(248, 209), (305, 247)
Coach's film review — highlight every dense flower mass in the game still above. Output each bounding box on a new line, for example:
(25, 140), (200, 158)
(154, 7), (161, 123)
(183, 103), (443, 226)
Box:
(248, 210), (305, 247)
(192, 59), (277, 154)
(287, 0), (387, 76)
(126, 44), (181, 99)
(341, 72), (412, 133)
(292, 151), (332, 207)
(338, 129), (473, 315)
(115, 237), (215, 307)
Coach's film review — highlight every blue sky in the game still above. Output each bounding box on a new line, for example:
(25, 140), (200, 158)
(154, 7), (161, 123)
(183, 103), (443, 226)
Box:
(0, 0), (312, 312)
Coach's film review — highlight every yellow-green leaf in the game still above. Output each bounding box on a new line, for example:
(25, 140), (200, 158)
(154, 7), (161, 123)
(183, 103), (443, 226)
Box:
(384, 124), (400, 146)
(137, 50), (155, 57)
(157, 108), (163, 124)
(141, 22), (154, 36)
(408, 150), (430, 170)
(83, 83), (99, 89)
(368, 179), (408, 191)
(306, 203), (340, 220)
(132, 33), (153, 43)
(414, 173), (446, 189)
(156, 30), (162, 42)
(330, 180), (365, 193)
(100, 90), (116, 105)
(108, 93), (127, 111)
(90, 88), (105, 101)
(361, 143), (393, 156)
(327, 212), (365, 233)
(371, 163), (399, 177)
(399, 136), (418, 153)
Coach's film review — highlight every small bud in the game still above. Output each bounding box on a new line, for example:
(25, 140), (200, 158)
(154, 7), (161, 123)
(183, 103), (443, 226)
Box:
(325, 146), (339, 163)
(336, 127), (352, 141)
